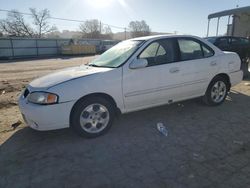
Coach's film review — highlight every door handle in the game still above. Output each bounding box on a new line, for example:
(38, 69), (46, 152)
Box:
(210, 61), (217, 66)
(169, 67), (180, 73)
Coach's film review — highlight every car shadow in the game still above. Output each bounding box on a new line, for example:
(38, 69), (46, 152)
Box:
(1, 91), (250, 187)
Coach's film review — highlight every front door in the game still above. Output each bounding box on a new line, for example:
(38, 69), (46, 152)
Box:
(122, 38), (184, 111)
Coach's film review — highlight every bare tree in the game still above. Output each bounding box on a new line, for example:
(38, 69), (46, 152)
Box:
(102, 25), (113, 39)
(0, 9), (57, 38)
(30, 8), (57, 38)
(0, 10), (34, 37)
(79, 19), (101, 38)
(129, 20), (151, 38)
(79, 19), (113, 39)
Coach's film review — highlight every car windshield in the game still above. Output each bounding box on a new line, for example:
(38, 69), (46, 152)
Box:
(88, 40), (143, 68)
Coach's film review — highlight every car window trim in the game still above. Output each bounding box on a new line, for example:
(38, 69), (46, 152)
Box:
(117, 40), (146, 68)
(155, 43), (161, 56)
(201, 42), (215, 58)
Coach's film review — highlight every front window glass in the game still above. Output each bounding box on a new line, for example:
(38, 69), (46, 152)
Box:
(139, 42), (159, 58)
(88, 40), (143, 68)
(157, 45), (166, 56)
(139, 39), (175, 66)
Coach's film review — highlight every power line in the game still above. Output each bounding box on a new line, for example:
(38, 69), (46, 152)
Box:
(0, 9), (127, 30)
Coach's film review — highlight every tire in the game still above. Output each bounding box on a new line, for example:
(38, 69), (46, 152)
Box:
(202, 76), (230, 106)
(245, 60), (250, 78)
(70, 96), (115, 138)
(242, 59), (250, 79)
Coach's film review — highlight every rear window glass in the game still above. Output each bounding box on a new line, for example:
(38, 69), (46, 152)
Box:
(178, 39), (203, 61)
(202, 45), (214, 58)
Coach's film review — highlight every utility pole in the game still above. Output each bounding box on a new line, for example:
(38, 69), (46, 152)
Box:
(100, 21), (102, 34)
(124, 28), (127, 40)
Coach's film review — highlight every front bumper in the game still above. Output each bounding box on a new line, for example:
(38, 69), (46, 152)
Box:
(19, 95), (76, 131)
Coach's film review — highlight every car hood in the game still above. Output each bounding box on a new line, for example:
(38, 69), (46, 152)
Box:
(29, 65), (112, 89)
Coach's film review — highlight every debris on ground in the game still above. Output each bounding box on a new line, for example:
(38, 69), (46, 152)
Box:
(8, 100), (18, 105)
(157, 122), (168, 136)
(11, 120), (22, 130)
(177, 103), (185, 107)
(1, 90), (6, 95)
(233, 140), (244, 145)
(244, 83), (250, 86)
(188, 174), (195, 179)
(192, 153), (205, 161)
(2, 80), (9, 84)
(193, 153), (200, 158)
(10, 102), (18, 106)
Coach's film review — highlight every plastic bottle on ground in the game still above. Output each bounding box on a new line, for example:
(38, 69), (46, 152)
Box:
(157, 122), (168, 136)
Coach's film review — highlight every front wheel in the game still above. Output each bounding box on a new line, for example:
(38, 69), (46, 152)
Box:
(202, 77), (229, 106)
(70, 96), (115, 138)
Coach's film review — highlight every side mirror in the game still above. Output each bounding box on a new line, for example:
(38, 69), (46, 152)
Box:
(129, 58), (148, 69)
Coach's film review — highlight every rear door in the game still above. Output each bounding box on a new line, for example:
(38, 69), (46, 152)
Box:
(175, 37), (219, 97)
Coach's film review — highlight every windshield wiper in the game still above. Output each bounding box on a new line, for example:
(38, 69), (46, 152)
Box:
(88, 64), (115, 68)
(88, 64), (100, 67)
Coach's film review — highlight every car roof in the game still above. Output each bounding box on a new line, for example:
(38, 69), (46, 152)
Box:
(130, 34), (202, 41)
(129, 34), (224, 55)
(206, 36), (248, 39)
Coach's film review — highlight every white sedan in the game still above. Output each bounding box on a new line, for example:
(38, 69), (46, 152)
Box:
(19, 35), (243, 138)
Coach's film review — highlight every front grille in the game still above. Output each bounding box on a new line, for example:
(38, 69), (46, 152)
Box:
(23, 88), (30, 98)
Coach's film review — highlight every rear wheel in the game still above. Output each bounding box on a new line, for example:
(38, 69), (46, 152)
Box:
(203, 76), (230, 106)
(70, 96), (115, 138)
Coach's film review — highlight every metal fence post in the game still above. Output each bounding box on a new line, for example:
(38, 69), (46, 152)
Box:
(206, 19), (210, 37)
(56, 39), (59, 55)
(10, 38), (14, 59)
(216, 17), (220, 36)
(36, 39), (38, 56)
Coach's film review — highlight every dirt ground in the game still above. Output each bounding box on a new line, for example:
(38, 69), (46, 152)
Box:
(0, 57), (250, 188)
(0, 56), (96, 143)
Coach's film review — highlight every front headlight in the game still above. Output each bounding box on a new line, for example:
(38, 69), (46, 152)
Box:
(27, 92), (58, 105)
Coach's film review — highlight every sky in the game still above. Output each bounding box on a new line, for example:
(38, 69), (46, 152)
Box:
(0, 0), (250, 37)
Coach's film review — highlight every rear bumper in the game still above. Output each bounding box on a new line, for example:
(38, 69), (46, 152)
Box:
(19, 96), (76, 131)
(229, 70), (243, 87)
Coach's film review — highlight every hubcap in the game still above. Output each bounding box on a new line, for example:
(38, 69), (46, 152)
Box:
(211, 81), (227, 103)
(80, 103), (109, 134)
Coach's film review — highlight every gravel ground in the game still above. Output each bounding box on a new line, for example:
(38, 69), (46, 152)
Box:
(0, 57), (250, 188)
